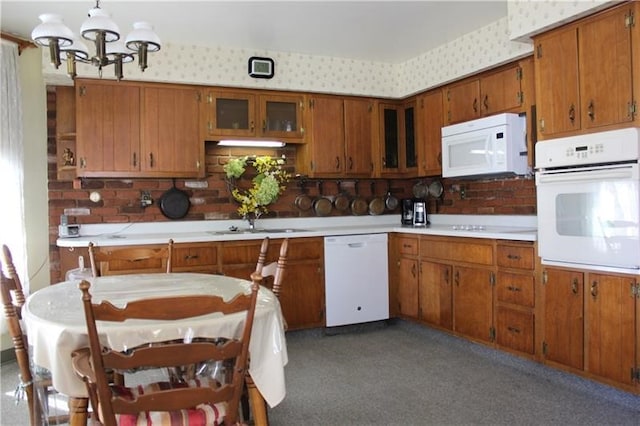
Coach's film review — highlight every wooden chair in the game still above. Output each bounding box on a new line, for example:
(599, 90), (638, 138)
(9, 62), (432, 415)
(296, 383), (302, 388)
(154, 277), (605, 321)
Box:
(1, 244), (68, 426)
(258, 238), (289, 299)
(243, 238), (289, 425)
(71, 274), (261, 426)
(88, 239), (174, 277)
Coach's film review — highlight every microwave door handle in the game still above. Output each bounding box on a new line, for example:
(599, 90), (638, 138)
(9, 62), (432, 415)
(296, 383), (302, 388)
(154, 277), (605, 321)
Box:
(537, 167), (635, 184)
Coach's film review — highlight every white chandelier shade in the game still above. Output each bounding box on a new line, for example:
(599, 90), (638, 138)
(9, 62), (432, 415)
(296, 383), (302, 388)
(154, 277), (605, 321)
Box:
(31, 2), (161, 80)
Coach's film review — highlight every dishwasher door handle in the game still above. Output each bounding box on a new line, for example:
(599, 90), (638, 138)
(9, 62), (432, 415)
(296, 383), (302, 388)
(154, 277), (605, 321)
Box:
(347, 242), (365, 248)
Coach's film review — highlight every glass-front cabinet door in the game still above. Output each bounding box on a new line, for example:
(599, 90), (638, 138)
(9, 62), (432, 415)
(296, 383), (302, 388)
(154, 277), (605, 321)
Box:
(379, 100), (417, 177)
(259, 94), (306, 141)
(203, 90), (256, 139)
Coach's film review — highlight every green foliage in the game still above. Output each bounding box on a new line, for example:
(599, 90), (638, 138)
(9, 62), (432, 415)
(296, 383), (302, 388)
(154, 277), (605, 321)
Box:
(223, 155), (291, 218)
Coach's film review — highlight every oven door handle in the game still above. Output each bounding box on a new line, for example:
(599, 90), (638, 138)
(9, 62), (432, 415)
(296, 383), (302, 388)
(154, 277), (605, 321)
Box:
(537, 165), (637, 184)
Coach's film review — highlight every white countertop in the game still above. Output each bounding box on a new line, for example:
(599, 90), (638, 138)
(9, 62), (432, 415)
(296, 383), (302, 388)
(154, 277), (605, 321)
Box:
(57, 214), (537, 247)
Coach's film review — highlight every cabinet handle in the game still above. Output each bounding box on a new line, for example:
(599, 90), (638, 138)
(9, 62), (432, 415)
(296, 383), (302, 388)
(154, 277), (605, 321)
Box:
(568, 104), (576, 124)
(454, 270), (460, 286)
(149, 153), (154, 168)
(571, 278), (579, 295)
(507, 285), (521, 292)
(184, 255), (199, 260)
(262, 120), (267, 132)
(348, 157), (353, 171)
(507, 326), (521, 334)
(132, 152), (137, 167)
(587, 100), (595, 121)
(335, 157), (340, 170)
(483, 94), (489, 111)
(437, 152), (442, 166)
(402, 244), (412, 249)
(473, 98), (478, 113)
(80, 158), (86, 168)
(411, 263), (416, 278)
(591, 280), (598, 298)
(507, 254), (521, 260)
(250, 121), (255, 131)
(444, 268), (449, 284)
(382, 156), (386, 168)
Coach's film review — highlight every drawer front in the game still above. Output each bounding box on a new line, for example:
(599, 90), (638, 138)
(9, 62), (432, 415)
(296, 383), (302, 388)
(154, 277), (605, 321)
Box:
(222, 237), (323, 264)
(496, 307), (534, 354)
(398, 237), (419, 256)
(173, 244), (218, 268)
(421, 237), (493, 265)
(497, 244), (534, 270)
(496, 272), (534, 307)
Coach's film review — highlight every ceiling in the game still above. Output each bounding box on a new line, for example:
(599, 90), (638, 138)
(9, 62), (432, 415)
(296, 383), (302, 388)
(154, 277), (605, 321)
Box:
(1, 1), (508, 63)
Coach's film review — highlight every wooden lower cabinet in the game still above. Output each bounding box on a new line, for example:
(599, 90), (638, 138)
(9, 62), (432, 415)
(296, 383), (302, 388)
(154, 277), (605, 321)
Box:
(172, 242), (219, 273)
(495, 241), (537, 356)
(585, 273), (636, 387)
(542, 267), (585, 371)
(390, 235), (420, 319)
(542, 266), (639, 392)
(420, 236), (495, 344)
(221, 237), (325, 330)
(419, 260), (452, 330)
(452, 265), (494, 343)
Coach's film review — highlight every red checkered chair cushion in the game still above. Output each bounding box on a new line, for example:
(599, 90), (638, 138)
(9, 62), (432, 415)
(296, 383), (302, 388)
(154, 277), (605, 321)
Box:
(109, 377), (227, 426)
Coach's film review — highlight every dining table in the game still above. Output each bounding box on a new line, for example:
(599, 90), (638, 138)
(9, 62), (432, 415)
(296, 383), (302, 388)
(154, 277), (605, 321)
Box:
(22, 272), (288, 426)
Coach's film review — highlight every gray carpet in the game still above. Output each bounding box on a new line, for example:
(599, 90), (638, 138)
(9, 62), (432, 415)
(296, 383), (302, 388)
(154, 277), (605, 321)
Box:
(267, 320), (640, 425)
(2, 320), (639, 425)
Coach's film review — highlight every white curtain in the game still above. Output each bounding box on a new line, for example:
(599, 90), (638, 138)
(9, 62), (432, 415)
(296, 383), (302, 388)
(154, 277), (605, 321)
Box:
(0, 40), (28, 295)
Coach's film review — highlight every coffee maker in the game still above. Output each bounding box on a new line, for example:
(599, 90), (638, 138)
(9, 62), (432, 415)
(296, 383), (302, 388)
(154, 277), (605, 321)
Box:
(401, 198), (429, 227)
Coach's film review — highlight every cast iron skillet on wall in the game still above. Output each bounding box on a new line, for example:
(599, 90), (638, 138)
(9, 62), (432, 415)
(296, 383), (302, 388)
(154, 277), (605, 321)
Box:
(159, 180), (191, 219)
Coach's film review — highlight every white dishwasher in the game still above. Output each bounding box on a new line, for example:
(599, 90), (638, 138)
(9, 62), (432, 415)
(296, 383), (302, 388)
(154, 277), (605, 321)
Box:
(324, 233), (389, 327)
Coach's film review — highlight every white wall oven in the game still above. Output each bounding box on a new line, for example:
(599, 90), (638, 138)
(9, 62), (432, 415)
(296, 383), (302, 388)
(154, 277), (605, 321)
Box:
(535, 128), (640, 274)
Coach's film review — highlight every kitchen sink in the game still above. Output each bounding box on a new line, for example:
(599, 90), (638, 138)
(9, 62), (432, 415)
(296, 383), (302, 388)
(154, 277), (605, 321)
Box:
(207, 228), (308, 235)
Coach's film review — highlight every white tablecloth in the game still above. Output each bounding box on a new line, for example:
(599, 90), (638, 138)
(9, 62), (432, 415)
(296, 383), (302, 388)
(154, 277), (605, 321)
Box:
(23, 273), (288, 408)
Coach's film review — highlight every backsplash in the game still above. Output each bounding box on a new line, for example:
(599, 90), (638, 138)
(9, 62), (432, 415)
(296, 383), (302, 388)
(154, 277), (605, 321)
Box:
(47, 89), (536, 282)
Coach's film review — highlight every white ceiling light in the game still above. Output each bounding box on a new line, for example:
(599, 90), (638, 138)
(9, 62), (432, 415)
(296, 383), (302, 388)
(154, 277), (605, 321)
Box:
(218, 140), (286, 148)
(31, 1), (161, 80)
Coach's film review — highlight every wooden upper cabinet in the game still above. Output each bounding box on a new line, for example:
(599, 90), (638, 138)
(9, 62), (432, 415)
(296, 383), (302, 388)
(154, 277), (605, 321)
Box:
(202, 89), (306, 143)
(535, 2), (637, 139)
(378, 100), (417, 177)
(259, 93), (306, 141)
(76, 80), (141, 177)
(308, 96), (345, 176)
(141, 85), (204, 177)
(416, 89), (444, 176)
(203, 90), (257, 139)
(305, 96), (374, 178)
(444, 60), (528, 126)
(480, 64), (525, 116)
(578, 4), (635, 131)
(344, 98), (375, 177)
(444, 79), (480, 125)
(76, 79), (203, 178)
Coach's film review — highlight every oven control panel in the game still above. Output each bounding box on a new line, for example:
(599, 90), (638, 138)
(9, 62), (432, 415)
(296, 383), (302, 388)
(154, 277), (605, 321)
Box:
(536, 127), (640, 169)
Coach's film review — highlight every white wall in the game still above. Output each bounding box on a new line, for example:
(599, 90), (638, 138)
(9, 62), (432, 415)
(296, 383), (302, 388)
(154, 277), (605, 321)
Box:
(1, 47), (49, 353)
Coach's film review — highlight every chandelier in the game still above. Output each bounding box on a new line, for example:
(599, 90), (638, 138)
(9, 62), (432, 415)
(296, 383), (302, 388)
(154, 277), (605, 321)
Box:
(31, 0), (161, 80)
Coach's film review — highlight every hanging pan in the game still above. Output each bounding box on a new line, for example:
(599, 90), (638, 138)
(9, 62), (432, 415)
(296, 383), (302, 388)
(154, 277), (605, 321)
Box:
(294, 179), (313, 211)
(159, 179), (191, 220)
(333, 181), (351, 212)
(313, 181), (333, 217)
(350, 181), (369, 216)
(384, 180), (399, 211)
(368, 181), (386, 215)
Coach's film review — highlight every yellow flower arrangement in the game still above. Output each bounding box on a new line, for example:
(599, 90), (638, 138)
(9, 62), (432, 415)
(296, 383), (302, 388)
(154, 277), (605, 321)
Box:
(223, 155), (291, 219)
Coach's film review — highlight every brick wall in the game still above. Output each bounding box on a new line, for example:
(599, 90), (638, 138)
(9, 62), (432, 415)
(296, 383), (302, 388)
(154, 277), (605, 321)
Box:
(47, 88), (536, 282)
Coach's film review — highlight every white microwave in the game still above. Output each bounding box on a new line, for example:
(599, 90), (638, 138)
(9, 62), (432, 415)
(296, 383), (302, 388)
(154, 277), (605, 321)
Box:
(441, 113), (528, 178)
